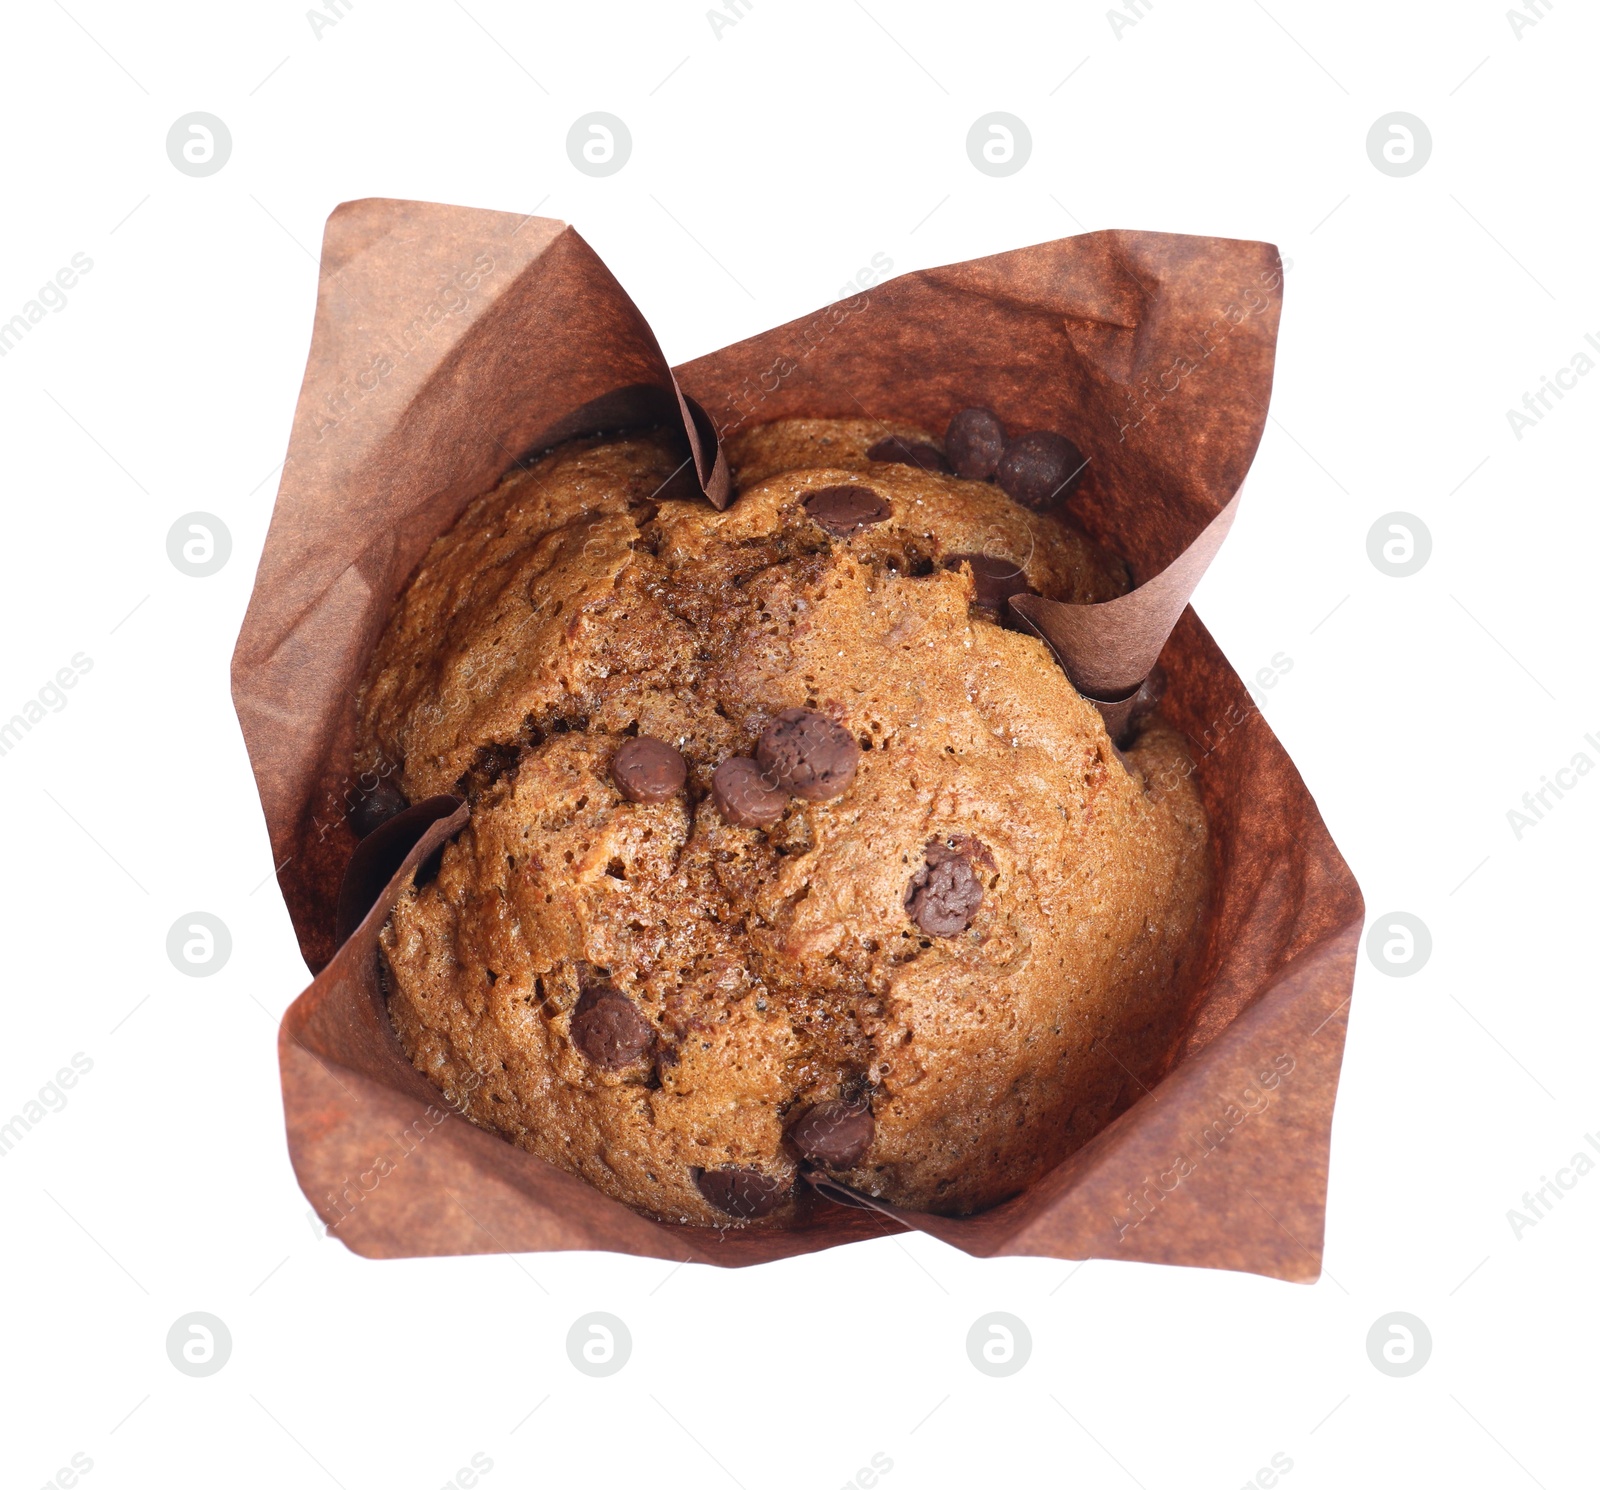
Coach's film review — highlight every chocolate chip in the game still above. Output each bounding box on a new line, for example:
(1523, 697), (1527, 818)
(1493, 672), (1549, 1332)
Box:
(789, 1101), (874, 1170)
(995, 431), (1087, 509)
(757, 708), (858, 801)
(349, 777), (409, 838)
(803, 484), (891, 537)
(908, 858), (984, 935)
(905, 838), (989, 936)
(611, 736), (687, 803)
(693, 1166), (788, 1219)
(944, 407), (1007, 481)
(944, 553), (1033, 614)
(866, 436), (952, 473)
(712, 756), (787, 827)
(570, 983), (654, 1069)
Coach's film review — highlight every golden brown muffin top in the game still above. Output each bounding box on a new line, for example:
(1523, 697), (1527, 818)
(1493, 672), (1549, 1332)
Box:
(362, 422), (1206, 1224)
(359, 424), (1129, 803)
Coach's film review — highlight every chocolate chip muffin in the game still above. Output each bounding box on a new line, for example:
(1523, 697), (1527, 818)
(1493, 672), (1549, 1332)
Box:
(357, 418), (1210, 1226)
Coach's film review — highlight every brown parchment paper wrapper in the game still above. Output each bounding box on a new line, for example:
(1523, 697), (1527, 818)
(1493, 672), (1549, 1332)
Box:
(233, 199), (1363, 1279)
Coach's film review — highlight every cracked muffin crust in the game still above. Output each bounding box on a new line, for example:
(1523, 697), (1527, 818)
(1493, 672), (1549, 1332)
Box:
(358, 418), (1210, 1227)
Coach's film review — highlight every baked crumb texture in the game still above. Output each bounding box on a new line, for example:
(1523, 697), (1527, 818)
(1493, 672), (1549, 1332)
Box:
(359, 419), (1209, 1226)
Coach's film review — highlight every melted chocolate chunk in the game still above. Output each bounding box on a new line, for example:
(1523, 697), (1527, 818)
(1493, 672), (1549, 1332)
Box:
(712, 756), (788, 827)
(803, 484), (892, 537)
(693, 1166), (788, 1219)
(611, 736), (687, 803)
(789, 1100), (875, 1170)
(866, 436), (952, 473)
(757, 708), (858, 802)
(905, 837), (990, 936)
(995, 431), (1087, 509)
(456, 739), (524, 799)
(570, 982), (654, 1069)
(944, 407), (1006, 481)
(944, 553), (1033, 614)
(349, 778), (409, 838)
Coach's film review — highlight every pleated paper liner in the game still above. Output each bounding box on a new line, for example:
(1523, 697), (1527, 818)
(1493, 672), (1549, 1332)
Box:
(234, 199), (1362, 1277)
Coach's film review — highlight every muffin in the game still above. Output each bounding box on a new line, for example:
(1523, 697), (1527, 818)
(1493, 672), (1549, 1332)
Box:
(356, 417), (1210, 1226)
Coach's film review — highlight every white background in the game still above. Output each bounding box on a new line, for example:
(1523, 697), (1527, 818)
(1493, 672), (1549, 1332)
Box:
(1, 1), (1595, 1486)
